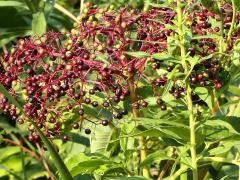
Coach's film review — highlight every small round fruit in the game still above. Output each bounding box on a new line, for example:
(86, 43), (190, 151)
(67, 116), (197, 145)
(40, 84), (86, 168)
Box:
(72, 122), (79, 129)
(63, 135), (69, 141)
(156, 98), (163, 105)
(142, 101), (148, 108)
(85, 128), (91, 134)
(167, 66), (173, 72)
(190, 76), (197, 83)
(85, 98), (91, 104)
(78, 109), (84, 116)
(89, 89), (95, 95)
(215, 82), (222, 89)
(120, 109), (128, 115)
(101, 120), (109, 126)
(103, 101), (110, 107)
(199, 81), (206, 86)
(92, 101), (98, 107)
(160, 104), (167, 111)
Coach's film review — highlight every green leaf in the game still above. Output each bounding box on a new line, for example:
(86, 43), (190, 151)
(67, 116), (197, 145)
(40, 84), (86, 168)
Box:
(228, 85), (240, 96)
(151, 53), (179, 63)
(65, 154), (124, 176)
(0, 114), (20, 133)
(119, 122), (135, 151)
(199, 119), (240, 141)
(207, 142), (234, 156)
(201, 0), (220, 14)
(141, 150), (172, 167)
(233, 0), (240, 11)
(125, 51), (149, 58)
(103, 176), (148, 180)
(233, 102), (240, 117)
(0, 146), (20, 160)
(90, 125), (112, 153)
(192, 34), (220, 40)
(0, 83), (73, 180)
(0, 1), (26, 7)
(32, 11), (46, 36)
(0, 29), (32, 47)
(194, 87), (213, 108)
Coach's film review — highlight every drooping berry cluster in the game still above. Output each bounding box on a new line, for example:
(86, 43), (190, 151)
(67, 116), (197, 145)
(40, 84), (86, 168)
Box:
(0, 2), (235, 142)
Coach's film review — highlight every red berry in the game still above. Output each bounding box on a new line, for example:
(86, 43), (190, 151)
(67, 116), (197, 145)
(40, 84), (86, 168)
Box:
(215, 82), (222, 89)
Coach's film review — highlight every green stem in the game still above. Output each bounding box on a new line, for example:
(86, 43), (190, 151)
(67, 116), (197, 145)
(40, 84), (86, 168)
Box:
(22, 0), (37, 13)
(127, 75), (149, 178)
(200, 157), (240, 166)
(218, 1), (224, 54)
(226, 0), (236, 48)
(169, 165), (189, 180)
(143, 0), (150, 12)
(21, 148), (26, 180)
(54, 3), (79, 23)
(176, 1), (198, 179)
(80, 0), (84, 14)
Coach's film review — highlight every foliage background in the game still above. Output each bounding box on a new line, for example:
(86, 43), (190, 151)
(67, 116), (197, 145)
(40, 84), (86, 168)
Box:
(0, 0), (240, 180)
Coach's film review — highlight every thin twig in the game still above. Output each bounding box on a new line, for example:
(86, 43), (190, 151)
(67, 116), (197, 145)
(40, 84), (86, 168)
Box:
(1, 138), (40, 160)
(158, 149), (176, 180)
(54, 3), (79, 23)
(36, 143), (55, 180)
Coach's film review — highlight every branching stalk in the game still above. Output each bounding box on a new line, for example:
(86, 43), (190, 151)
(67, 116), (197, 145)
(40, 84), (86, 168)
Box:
(176, 0), (198, 179)
(127, 74), (149, 178)
(54, 3), (79, 23)
(80, 0), (84, 14)
(226, 0), (236, 48)
(169, 165), (189, 180)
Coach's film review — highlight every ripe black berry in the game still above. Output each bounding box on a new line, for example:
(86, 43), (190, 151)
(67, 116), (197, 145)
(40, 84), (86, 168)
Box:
(188, 48), (196, 57)
(103, 101), (110, 107)
(160, 104), (167, 110)
(167, 66), (173, 72)
(85, 128), (91, 134)
(63, 135), (69, 141)
(85, 98), (91, 104)
(120, 109), (128, 115)
(89, 89), (95, 95)
(101, 120), (109, 126)
(92, 101), (98, 107)
(72, 122), (79, 129)
(190, 76), (197, 83)
(156, 98), (163, 105)
(78, 108), (84, 116)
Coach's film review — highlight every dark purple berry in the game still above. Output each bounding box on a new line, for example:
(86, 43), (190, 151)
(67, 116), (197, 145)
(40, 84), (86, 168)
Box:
(101, 120), (109, 126)
(92, 101), (98, 107)
(72, 122), (79, 129)
(78, 109), (84, 116)
(85, 128), (91, 134)
(160, 104), (167, 110)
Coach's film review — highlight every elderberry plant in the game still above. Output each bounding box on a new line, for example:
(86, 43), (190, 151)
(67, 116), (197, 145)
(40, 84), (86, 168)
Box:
(0, 0), (240, 179)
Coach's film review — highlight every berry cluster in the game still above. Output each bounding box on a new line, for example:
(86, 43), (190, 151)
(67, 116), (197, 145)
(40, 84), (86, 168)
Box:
(0, 2), (235, 142)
